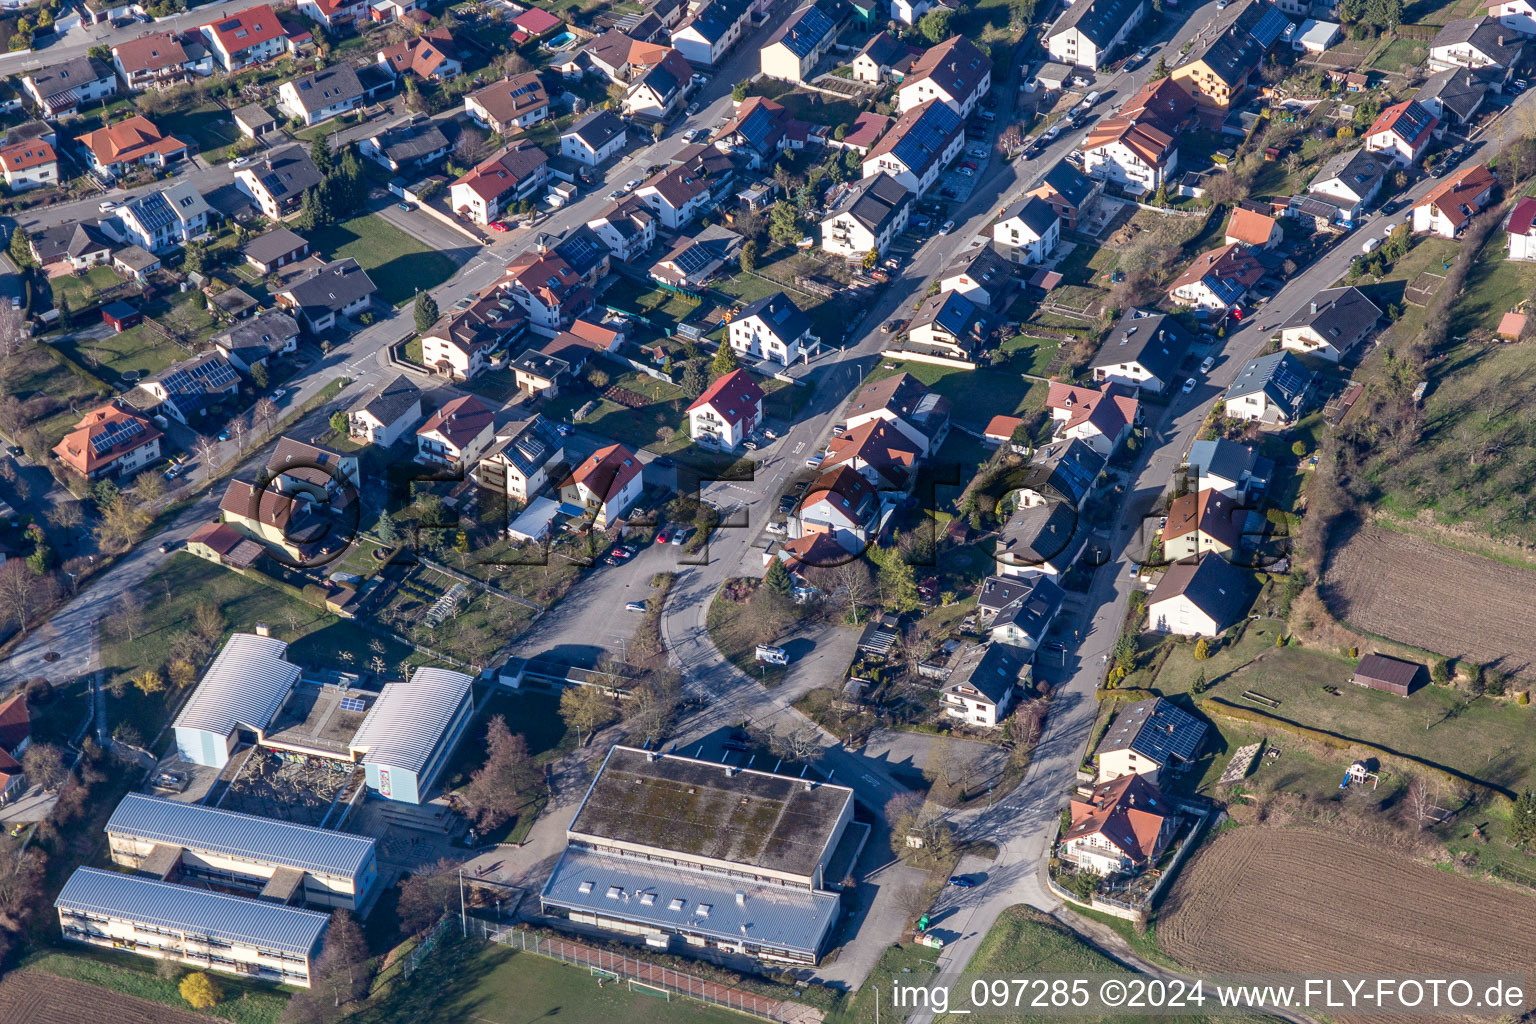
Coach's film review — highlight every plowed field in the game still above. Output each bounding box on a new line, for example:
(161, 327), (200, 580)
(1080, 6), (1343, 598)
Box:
(1322, 524), (1536, 677)
(0, 970), (213, 1024)
(1160, 828), (1536, 1019)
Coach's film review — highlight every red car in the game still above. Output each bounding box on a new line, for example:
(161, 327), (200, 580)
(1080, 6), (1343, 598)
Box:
(961, 160), (978, 171)
(655, 530), (670, 545)
(488, 221), (508, 232)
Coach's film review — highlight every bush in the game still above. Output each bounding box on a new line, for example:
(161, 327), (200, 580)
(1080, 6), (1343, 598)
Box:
(179, 971), (222, 1009)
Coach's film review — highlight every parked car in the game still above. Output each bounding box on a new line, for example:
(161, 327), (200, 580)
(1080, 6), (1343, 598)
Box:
(1128, 563), (1140, 579)
(607, 189), (624, 201)
(805, 453), (824, 469)
(227, 156), (252, 169)
(1200, 355), (1215, 373)
(1182, 378), (1197, 393)
(948, 875), (976, 888)
(5, 446), (22, 458)
(766, 521), (787, 535)
(831, 422), (847, 436)
(743, 439), (758, 450)
(624, 179), (642, 192)
(686, 102), (700, 115)
(939, 219), (955, 234)
(554, 423), (574, 436)
(217, 429), (231, 441)
(655, 529), (670, 545)
(625, 601), (648, 613)
(670, 530), (686, 545)
(271, 388), (288, 400)
(98, 200), (119, 213)
(488, 221), (509, 232)
(397, 201), (415, 212)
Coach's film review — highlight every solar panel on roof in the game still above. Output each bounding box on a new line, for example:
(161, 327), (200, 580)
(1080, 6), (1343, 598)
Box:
(89, 418), (144, 456)
(339, 696), (367, 712)
(672, 243), (715, 275)
(1248, 6), (1288, 47)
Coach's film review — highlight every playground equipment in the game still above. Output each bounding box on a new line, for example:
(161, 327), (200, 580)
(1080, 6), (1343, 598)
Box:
(1339, 760), (1379, 790)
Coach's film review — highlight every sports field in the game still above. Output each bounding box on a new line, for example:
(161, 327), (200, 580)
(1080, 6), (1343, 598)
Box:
(360, 940), (750, 1024)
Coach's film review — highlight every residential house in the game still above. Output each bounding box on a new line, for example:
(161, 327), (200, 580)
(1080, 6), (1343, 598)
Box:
(1490, 0), (1536, 35)
(1025, 160), (1101, 230)
(760, 0), (848, 84)
(233, 103), (279, 141)
(939, 642), (1030, 728)
(243, 228), (310, 275)
(274, 258), (378, 333)
(80, 115), (189, 179)
(499, 250), (592, 336)
(976, 573), (1064, 649)
(892, 0), (952, 25)
(574, 30), (671, 83)
(1277, 286), (1381, 361)
(560, 443), (643, 528)
(687, 368), (764, 450)
(636, 145), (736, 228)
(822, 418), (922, 492)
(359, 121), (450, 173)
(852, 31), (917, 83)
(1224, 351), (1314, 425)
(842, 372), (950, 454)
(1509, 195), (1536, 259)
(1225, 206), (1282, 249)
(649, 224), (743, 288)
(820, 172), (911, 258)
(730, 292), (814, 366)
(939, 244), (1013, 308)
(907, 290), (991, 360)
(52, 403), (163, 480)
(1081, 115), (1177, 194)
(278, 65), (364, 127)
(861, 99), (964, 198)
(296, 0), (368, 35)
(1363, 100), (1438, 166)
(1411, 163), (1496, 237)
(266, 436), (360, 499)
(586, 196), (656, 261)
(897, 35), (992, 118)
(994, 492), (1087, 580)
(476, 415), (566, 502)
(377, 28), (462, 82)
(419, 292), (527, 379)
(560, 110), (628, 167)
(1428, 16), (1523, 77)
(133, 353), (241, 424)
(186, 521), (266, 568)
(1292, 18), (1342, 52)
(623, 49), (693, 119)
(1166, 242), (1263, 313)
(236, 147), (324, 219)
(218, 478), (345, 562)
(829, 111), (893, 156)
(790, 465), (881, 553)
(0, 694), (30, 805)
(115, 182), (211, 254)
(347, 374), (422, 447)
(718, 96), (825, 168)
(30, 223), (112, 276)
(450, 140), (549, 225)
(669, 0), (752, 65)
(1305, 147), (1391, 222)
(1045, 381), (1138, 456)
(1148, 553), (1257, 636)
(416, 395), (495, 471)
(23, 57), (118, 118)
(0, 139), (56, 192)
(1045, 0), (1146, 69)
(200, 5), (289, 71)
(1091, 308), (1193, 393)
(1184, 438), (1271, 501)
(1413, 66), (1491, 126)
(992, 195), (1060, 264)
(1163, 487), (1247, 562)
(1169, 0), (1277, 108)
(465, 74), (550, 135)
(1060, 773), (1175, 876)
(211, 310), (299, 373)
(1095, 695), (1207, 784)
(112, 32), (202, 90)
(509, 5), (560, 38)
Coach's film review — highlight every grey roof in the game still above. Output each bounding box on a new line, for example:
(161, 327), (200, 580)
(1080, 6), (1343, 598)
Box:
(1091, 308), (1193, 383)
(980, 573), (1065, 642)
(1095, 696), (1208, 766)
(173, 633), (300, 738)
(351, 373), (422, 425)
(1186, 438), (1269, 492)
(739, 292), (812, 342)
(372, 122), (449, 164)
(27, 56), (114, 103)
(569, 746), (853, 877)
(244, 227), (309, 267)
(249, 146), (324, 203)
(946, 641), (1029, 705)
(280, 258), (378, 315)
(350, 666), (473, 774)
(911, 289), (987, 340)
(483, 414), (563, 476)
(106, 792), (377, 879)
(564, 108), (626, 150)
(541, 844), (840, 956)
(232, 102), (276, 129)
(1187, 1), (1268, 88)
(1431, 16), (1524, 65)
(1414, 67), (1490, 122)
(1047, 0), (1144, 49)
(1278, 286), (1380, 345)
(57, 867), (329, 956)
(285, 64), (364, 115)
(942, 244), (1012, 299)
(832, 172), (910, 235)
(213, 309), (298, 362)
(1149, 554), (1256, 632)
(996, 499), (1086, 574)
(1001, 194), (1058, 237)
(1309, 146), (1389, 199)
(1021, 439), (1105, 507)
(1225, 351), (1313, 409)
(676, 0), (751, 43)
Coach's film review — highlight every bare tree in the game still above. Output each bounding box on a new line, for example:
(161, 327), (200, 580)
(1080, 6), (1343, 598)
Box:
(48, 499), (83, 534)
(255, 397), (279, 437)
(834, 559), (875, 623)
(194, 435), (219, 489)
(0, 560), (44, 636)
(461, 715), (538, 829)
(1406, 775), (1435, 830)
(924, 735), (960, 789)
(0, 304), (28, 359)
(114, 590), (147, 643)
(771, 726), (821, 764)
(230, 416), (248, 454)
(454, 126), (488, 165)
(22, 742), (68, 790)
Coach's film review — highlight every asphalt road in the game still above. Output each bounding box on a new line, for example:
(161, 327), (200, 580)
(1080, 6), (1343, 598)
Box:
(0, 0), (262, 76)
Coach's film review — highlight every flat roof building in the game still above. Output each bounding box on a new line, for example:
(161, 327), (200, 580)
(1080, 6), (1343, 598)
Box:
(106, 793), (379, 911)
(56, 867), (330, 987)
(541, 745), (857, 964)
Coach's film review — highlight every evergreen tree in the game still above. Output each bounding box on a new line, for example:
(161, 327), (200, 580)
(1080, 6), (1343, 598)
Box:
(679, 360), (706, 398)
(876, 553), (919, 613)
(1510, 790), (1536, 849)
(1194, 637), (1211, 660)
(9, 227), (33, 269)
(376, 512), (399, 544)
(298, 187), (326, 231)
(310, 136), (334, 176)
(740, 239), (757, 273)
(763, 557), (792, 599)
(415, 291), (440, 333)
(711, 342), (738, 378)
(56, 294), (71, 330)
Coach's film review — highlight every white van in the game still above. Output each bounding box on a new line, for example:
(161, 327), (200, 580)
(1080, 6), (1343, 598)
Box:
(1361, 236), (1382, 255)
(755, 644), (789, 665)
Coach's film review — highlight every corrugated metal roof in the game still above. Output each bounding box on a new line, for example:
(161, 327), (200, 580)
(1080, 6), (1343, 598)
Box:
(172, 633), (300, 738)
(106, 793), (376, 880)
(56, 867), (330, 955)
(541, 846), (840, 956)
(350, 667), (473, 774)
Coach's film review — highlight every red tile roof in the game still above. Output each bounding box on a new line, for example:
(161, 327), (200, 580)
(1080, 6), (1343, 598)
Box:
(417, 394), (493, 451)
(1412, 163), (1496, 230)
(202, 4), (286, 55)
(512, 6), (561, 34)
(0, 693), (29, 755)
(1509, 195), (1536, 236)
(687, 369), (765, 427)
(1225, 206), (1279, 246)
(1046, 381), (1138, 440)
(1164, 487), (1243, 550)
(52, 403), (162, 476)
(0, 139), (55, 173)
(571, 442), (641, 501)
(113, 31), (191, 74)
(79, 115), (187, 166)
(984, 414), (1023, 440)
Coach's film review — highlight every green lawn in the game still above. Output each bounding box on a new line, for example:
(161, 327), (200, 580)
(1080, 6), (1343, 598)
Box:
(24, 951), (291, 1024)
(865, 359), (1046, 423)
(1001, 333), (1060, 376)
(47, 265), (126, 309)
(357, 938), (753, 1024)
(307, 214), (458, 307)
(56, 311), (197, 385)
(157, 102), (242, 157)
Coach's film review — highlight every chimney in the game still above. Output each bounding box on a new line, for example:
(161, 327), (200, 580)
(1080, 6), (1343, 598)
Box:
(735, 891), (746, 906)
(1310, 301), (1317, 314)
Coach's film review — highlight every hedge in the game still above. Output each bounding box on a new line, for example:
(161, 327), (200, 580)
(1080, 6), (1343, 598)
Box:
(40, 342), (112, 397)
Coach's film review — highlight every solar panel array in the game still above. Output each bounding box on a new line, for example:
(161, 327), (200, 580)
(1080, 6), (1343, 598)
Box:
(671, 241), (716, 276)
(890, 103), (961, 174)
(129, 192), (176, 233)
(556, 232), (604, 271)
(89, 417), (144, 456)
(737, 106), (777, 152)
(778, 2), (836, 59)
(1248, 6), (1288, 48)
(339, 696), (367, 712)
